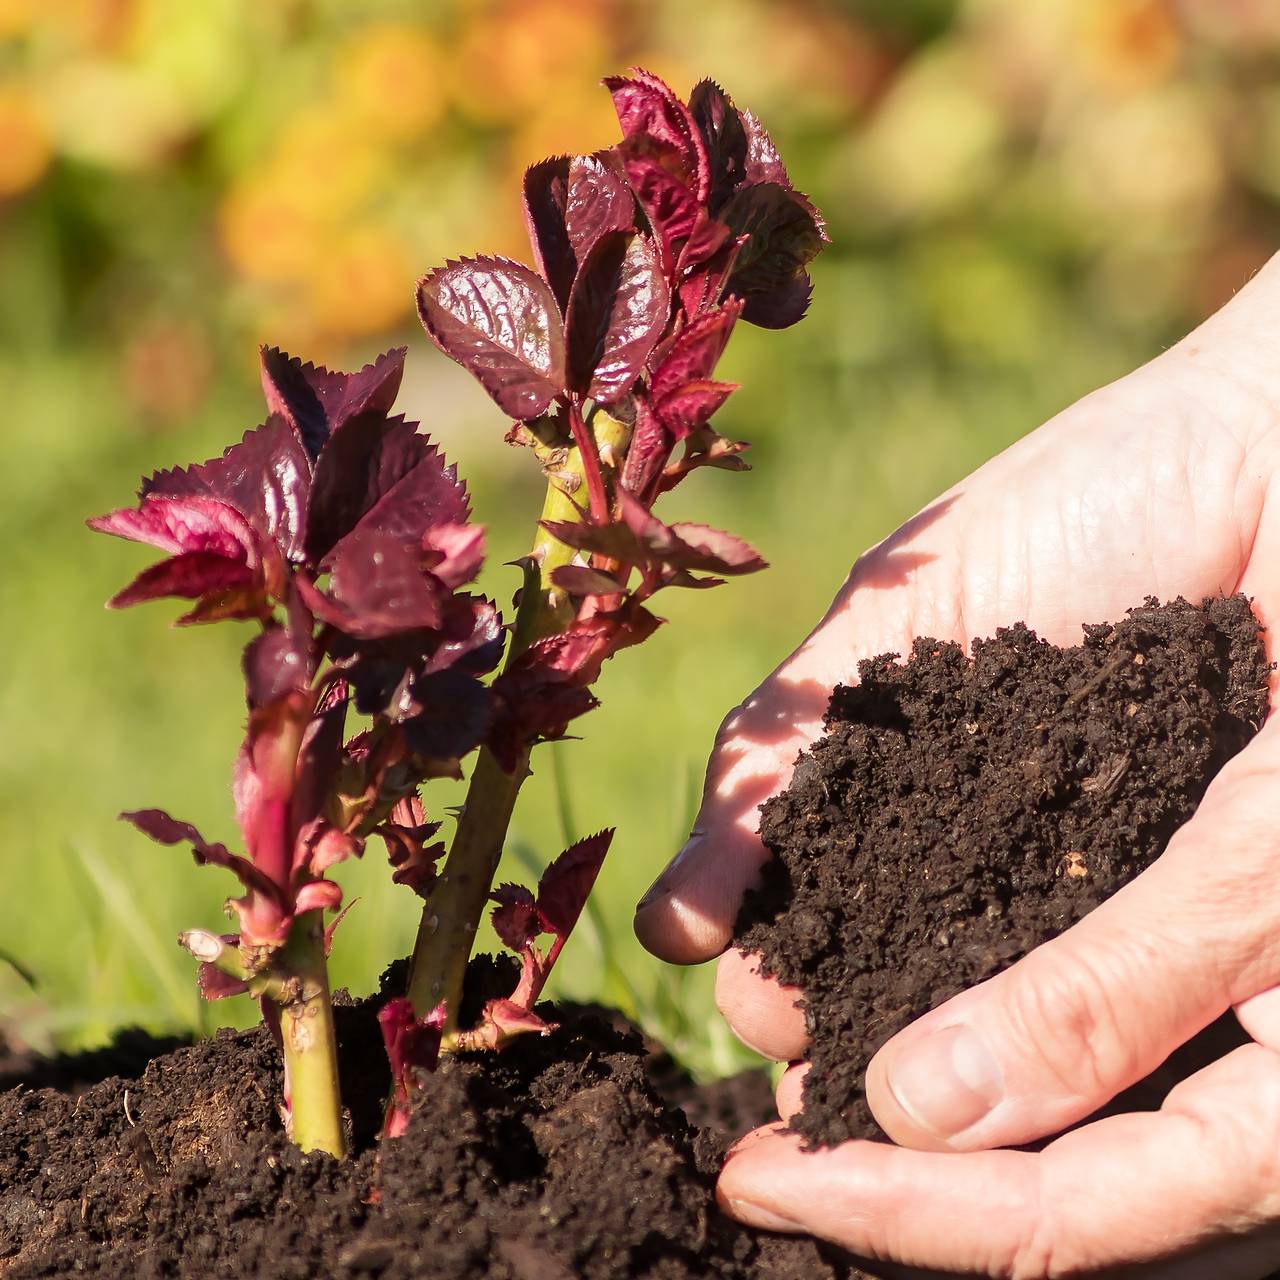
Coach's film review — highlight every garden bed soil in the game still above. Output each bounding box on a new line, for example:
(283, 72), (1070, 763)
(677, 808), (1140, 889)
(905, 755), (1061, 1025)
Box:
(735, 594), (1270, 1148)
(0, 996), (877, 1279)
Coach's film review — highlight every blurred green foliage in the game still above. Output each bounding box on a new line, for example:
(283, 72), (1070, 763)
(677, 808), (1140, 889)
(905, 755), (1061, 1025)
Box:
(5, 0), (1280, 1075)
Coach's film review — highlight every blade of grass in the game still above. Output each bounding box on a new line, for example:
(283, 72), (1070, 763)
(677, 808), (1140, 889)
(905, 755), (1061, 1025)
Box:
(69, 840), (197, 1031)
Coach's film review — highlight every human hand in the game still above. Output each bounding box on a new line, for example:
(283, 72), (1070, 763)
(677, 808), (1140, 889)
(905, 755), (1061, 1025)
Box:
(635, 255), (1280, 1276)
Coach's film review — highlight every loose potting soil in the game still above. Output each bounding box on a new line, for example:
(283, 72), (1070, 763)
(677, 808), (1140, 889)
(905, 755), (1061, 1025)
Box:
(735, 594), (1270, 1148)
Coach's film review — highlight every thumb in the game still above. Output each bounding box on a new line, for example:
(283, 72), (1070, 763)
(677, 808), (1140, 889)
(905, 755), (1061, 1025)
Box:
(864, 718), (1280, 1153)
(632, 654), (829, 964)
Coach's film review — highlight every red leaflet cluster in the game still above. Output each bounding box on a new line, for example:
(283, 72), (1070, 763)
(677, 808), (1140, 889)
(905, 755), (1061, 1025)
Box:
(90, 349), (499, 988)
(416, 72), (826, 768)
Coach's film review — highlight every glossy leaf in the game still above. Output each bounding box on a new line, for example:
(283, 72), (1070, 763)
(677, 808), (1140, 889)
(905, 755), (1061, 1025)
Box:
(604, 70), (707, 198)
(689, 80), (748, 208)
(142, 415), (311, 562)
(522, 156), (576, 309)
(260, 347), (406, 461)
(107, 551), (257, 612)
(417, 257), (566, 419)
(564, 231), (669, 404)
(564, 152), (635, 259)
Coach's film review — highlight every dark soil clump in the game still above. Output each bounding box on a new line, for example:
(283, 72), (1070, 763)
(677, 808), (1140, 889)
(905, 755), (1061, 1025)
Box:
(735, 595), (1270, 1147)
(0, 1001), (859, 1279)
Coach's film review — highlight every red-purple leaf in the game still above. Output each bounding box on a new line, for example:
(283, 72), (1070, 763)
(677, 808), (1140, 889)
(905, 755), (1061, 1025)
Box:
(538, 516), (640, 563)
(660, 425), (751, 494)
(666, 520), (767, 575)
(721, 183), (826, 304)
(196, 962), (251, 1001)
(303, 824), (362, 876)
(242, 626), (311, 709)
(417, 257), (566, 420)
(305, 413), (462, 562)
(677, 237), (743, 318)
(615, 145), (706, 272)
(380, 794), (445, 897)
(380, 996), (446, 1137)
(616, 489), (766, 576)
(491, 883), (541, 951)
(689, 80), (748, 209)
(260, 347), (406, 461)
(536, 829), (614, 938)
(291, 682), (348, 835)
(400, 669), (493, 761)
(299, 532), (447, 639)
(142, 416), (312, 563)
(564, 231), (669, 404)
(89, 495), (259, 563)
(649, 300), (742, 400)
(653, 379), (736, 439)
(548, 564), (626, 596)
(294, 880), (342, 915)
(523, 156), (576, 309)
(564, 152), (636, 259)
(741, 269), (814, 329)
(741, 109), (790, 188)
(422, 522), (485, 590)
(604, 70), (708, 199)
(108, 551), (257, 611)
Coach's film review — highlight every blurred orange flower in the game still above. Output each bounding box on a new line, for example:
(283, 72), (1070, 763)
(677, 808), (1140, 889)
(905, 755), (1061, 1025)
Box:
(0, 85), (52, 197)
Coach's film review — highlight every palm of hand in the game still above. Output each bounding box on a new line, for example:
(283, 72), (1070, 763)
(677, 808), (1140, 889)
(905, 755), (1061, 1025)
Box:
(636, 263), (1280, 1277)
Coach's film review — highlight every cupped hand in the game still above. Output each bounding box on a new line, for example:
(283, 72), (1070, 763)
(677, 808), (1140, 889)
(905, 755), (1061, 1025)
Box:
(635, 255), (1280, 1276)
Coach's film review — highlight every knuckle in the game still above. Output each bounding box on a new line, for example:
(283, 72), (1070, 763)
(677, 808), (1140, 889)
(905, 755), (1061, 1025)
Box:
(999, 945), (1136, 1100)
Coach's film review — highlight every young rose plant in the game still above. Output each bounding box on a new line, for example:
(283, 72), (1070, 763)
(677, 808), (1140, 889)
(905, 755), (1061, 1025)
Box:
(400, 70), (825, 1086)
(90, 349), (502, 1155)
(91, 68), (824, 1155)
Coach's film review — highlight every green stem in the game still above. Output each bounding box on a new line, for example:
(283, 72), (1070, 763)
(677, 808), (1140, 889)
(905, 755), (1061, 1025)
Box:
(276, 912), (346, 1158)
(404, 408), (631, 1031)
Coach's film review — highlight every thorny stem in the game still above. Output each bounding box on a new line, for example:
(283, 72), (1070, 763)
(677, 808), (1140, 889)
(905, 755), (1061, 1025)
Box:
(275, 912), (346, 1158)
(403, 408), (631, 1034)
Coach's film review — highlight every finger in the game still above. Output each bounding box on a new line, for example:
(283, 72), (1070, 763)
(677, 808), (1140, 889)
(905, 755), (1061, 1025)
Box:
(720, 1043), (1280, 1278)
(713, 949), (807, 1061)
(633, 647), (834, 963)
(864, 718), (1280, 1153)
(775, 1061), (808, 1122)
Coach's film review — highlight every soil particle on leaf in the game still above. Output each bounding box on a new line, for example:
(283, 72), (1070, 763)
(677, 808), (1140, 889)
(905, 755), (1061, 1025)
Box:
(0, 1001), (865, 1279)
(735, 595), (1270, 1148)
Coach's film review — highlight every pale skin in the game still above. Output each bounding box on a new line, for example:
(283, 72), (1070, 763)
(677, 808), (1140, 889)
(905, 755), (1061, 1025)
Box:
(634, 253), (1280, 1278)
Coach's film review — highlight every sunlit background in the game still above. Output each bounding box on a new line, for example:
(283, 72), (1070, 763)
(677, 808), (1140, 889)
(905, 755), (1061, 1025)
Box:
(5, 0), (1279, 1074)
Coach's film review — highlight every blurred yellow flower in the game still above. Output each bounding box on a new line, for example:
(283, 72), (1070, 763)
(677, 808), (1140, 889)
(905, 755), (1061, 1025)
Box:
(307, 227), (413, 338)
(334, 21), (445, 143)
(0, 86), (52, 197)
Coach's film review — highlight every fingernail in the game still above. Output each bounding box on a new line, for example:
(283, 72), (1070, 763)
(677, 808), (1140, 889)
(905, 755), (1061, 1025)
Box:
(722, 1197), (800, 1234)
(884, 1024), (1004, 1143)
(636, 831), (704, 914)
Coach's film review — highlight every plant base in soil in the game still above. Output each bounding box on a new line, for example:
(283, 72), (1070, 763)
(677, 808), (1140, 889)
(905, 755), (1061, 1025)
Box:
(1, 993), (884, 1279)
